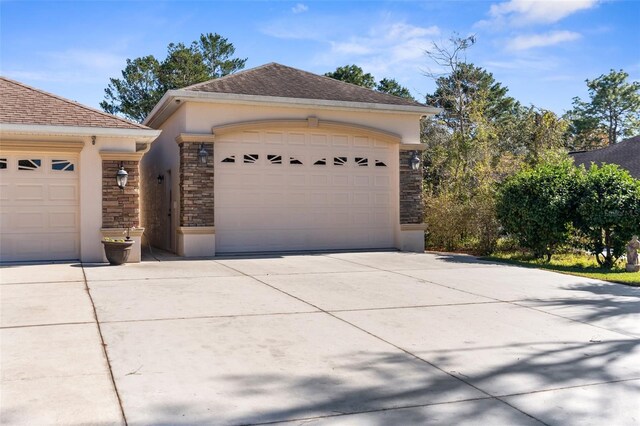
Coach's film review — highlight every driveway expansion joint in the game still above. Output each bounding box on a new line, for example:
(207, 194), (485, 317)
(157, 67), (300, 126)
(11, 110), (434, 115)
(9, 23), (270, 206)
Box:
(80, 263), (128, 426)
(0, 320), (94, 330)
(237, 395), (502, 426)
(326, 254), (640, 340)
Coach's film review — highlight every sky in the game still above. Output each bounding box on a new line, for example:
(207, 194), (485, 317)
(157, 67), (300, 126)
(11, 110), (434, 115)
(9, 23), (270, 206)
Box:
(1, 0), (638, 116)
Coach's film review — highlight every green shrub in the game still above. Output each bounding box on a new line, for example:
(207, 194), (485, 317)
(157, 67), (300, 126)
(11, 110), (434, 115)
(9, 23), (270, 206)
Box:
(574, 164), (640, 269)
(496, 160), (579, 261)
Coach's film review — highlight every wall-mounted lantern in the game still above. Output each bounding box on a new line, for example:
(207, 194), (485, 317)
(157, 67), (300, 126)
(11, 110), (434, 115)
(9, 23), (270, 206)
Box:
(157, 174), (165, 184)
(116, 162), (128, 190)
(409, 151), (421, 171)
(198, 143), (208, 165)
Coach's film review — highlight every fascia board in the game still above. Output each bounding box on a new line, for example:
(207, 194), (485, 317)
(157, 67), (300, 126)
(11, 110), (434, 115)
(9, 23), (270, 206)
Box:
(0, 123), (161, 141)
(145, 90), (442, 128)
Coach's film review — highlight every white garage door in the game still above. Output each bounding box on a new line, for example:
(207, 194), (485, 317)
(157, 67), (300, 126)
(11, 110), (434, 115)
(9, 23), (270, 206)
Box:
(215, 129), (397, 253)
(0, 154), (79, 262)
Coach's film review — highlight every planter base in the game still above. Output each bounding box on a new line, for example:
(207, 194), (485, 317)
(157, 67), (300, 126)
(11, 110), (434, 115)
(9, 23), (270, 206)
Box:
(102, 240), (134, 265)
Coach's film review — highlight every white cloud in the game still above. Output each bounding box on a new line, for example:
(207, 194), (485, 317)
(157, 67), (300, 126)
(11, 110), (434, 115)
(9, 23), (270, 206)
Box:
(477, 0), (598, 27)
(291, 3), (308, 14)
(320, 22), (440, 77)
(506, 30), (582, 50)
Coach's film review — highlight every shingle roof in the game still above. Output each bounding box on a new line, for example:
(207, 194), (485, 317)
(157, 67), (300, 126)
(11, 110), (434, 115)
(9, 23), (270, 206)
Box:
(183, 63), (426, 107)
(570, 136), (640, 178)
(0, 76), (149, 130)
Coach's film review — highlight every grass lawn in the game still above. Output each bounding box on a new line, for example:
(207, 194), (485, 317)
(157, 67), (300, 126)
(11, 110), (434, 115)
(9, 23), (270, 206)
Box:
(484, 252), (640, 286)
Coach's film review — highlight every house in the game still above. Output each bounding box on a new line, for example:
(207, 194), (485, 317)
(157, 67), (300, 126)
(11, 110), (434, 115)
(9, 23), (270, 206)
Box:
(141, 63), (438, 256)
(0, 77), (160, 262)
(570, 135), (640, 178)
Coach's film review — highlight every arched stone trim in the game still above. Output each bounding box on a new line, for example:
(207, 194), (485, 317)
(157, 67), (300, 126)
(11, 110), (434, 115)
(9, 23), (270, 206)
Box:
(212, 117), (402, 144)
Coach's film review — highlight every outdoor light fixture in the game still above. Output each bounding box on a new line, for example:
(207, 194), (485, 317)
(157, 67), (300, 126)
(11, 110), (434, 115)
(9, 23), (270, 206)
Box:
(157, 174), (164, 184)
(198, 143), (208, 165)
(409, 151), (421, 171)
(116, 162), (128, 190)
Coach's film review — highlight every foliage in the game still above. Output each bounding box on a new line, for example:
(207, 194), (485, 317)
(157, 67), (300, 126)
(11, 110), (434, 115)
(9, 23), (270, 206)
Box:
(485, 252), (639, 286)
(324, 65), (376, 89)
(324, 65), (415, 100)
(573, 164), (640, 268)
(498, 106), (569, 164)
(101, 33), (247, 122)
(496, 160), (579, 261)
(376, 78), (415, 100)
(567, 69), (640, 147)
(421, 36), (528, 255)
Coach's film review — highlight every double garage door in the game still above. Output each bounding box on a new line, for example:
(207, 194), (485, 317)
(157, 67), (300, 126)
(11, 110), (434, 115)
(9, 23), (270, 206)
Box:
(0, 154), (79, 262)
(215, 128), (397, 253)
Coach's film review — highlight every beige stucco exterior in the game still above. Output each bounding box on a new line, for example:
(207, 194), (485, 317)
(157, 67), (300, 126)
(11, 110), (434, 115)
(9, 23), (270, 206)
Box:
(0, 126), (159, 262)
(142, 98), (431, 256)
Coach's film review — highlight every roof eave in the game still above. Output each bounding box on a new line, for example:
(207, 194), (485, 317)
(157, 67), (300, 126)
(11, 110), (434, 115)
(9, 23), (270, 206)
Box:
(0, 123), (161, 142)
(144, 90), (441, 129)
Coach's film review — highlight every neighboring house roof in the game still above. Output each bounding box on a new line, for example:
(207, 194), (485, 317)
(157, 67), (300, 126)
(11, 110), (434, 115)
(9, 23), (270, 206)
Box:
(570, 135), (640, 178)
(0, 76), (149, 130)
(184, 62), (426, 107)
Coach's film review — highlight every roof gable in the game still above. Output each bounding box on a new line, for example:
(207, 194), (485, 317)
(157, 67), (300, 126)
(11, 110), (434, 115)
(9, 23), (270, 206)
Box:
(183, 63), (426, 107)
(0, 77), (149, 130)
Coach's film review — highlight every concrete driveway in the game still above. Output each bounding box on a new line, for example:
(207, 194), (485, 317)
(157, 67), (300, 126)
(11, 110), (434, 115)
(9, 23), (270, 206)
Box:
(1, 251), (639, 425)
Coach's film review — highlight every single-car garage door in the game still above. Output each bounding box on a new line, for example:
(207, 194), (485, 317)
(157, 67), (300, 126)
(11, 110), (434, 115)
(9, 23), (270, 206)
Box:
(215, 129), (397, 253)
(0, 154), (79, 261)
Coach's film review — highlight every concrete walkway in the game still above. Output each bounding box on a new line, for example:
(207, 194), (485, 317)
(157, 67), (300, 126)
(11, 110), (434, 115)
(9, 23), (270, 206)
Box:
(1, 252), (639, 425)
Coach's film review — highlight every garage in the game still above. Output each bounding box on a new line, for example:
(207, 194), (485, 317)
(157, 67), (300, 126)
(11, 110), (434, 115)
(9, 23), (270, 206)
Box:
(214, 128), (396, 253)
(0, 76), (161, 263)
(142, 63), (437, 256)
(0, 154), (79, 261)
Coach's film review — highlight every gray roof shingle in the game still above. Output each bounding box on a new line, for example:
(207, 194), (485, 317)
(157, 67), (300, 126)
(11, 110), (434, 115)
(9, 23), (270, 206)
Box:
(0, 76), (149, 130)
(184, 63), (426, 107)
(570, 136), (640, 178)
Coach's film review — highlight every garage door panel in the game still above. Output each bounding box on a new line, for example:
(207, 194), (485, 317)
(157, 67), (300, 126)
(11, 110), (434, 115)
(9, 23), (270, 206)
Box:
(48, 184), (77, 201)
(15, 184), (44, 200)
(215, 129), (396, 253)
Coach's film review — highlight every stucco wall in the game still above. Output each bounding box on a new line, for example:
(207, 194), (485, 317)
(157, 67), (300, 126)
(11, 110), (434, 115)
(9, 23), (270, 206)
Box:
(184, 102), (422, 144)
(140, 105), (186, 251)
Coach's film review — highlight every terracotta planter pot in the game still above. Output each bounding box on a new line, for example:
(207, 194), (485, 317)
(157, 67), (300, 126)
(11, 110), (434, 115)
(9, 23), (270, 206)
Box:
(102, 240), (134, 265)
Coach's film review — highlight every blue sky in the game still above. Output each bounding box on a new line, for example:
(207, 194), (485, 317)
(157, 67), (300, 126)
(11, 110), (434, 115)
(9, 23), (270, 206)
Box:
(1, 0), (638, 115)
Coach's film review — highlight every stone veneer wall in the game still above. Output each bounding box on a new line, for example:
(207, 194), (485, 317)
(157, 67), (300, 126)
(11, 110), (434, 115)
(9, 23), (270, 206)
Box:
(179, 142), (214, 227)
(102, 160), (140, 228)
(399, 150), (424, 224)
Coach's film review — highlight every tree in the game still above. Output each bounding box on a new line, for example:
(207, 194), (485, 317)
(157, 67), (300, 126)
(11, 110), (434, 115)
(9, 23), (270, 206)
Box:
(496, 160), (580, 261)
(376, 78), (415, 100)
(568, 69), (640, 146)
(573, 164), (640, 269)
(499, 106), (569, 164)
(324, 65), (376, 89)
(101, 56), (162, 123)
(159, 42), (209, 92)
(101, 33), (247, 122)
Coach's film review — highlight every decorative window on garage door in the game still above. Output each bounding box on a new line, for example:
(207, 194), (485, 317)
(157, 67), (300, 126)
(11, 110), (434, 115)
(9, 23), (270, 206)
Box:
(51, 159), (75, 171)
(0, 158), (7, 169)
(18, 159), (41, 171)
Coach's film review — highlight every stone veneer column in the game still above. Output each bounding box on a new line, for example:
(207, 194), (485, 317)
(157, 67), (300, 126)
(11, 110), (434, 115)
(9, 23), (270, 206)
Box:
(101, 157), (144, 262)
(398, 146), (426, 252)
(102, 160), (140, 228)
(176, 138), (216, 257)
